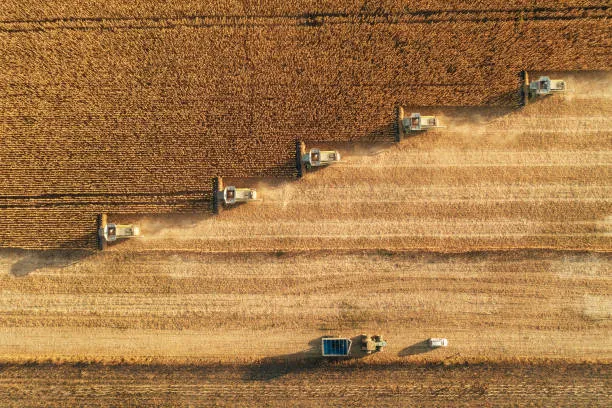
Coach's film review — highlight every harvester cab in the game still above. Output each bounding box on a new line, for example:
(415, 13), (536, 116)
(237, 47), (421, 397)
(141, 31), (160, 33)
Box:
(361, 334), (388, 354)
(404, 113), (440, 131)
(212, 177), (259, 213)
(302, 148), (341, 170)
(101, 223), (141, 242)
(222, 186), (257, 205)
(529, 76), (566, 96)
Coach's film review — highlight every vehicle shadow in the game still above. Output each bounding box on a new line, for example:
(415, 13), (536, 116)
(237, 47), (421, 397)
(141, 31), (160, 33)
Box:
(242, 336), (325, 381)
(243, 335), (380, 381)
(2, 246), (93, 277)
(398, 339), (431, 357)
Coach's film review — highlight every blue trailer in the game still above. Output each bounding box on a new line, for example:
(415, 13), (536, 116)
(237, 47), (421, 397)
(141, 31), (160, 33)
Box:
(322, 338), (352, 357)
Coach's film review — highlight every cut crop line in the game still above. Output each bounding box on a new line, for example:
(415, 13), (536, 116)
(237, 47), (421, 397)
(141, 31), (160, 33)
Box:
(260, 198), (611, 204)
(155, 233), (608, 240)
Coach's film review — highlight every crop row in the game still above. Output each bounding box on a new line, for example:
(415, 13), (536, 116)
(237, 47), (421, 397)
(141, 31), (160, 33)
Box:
(0, 1), (609, 21)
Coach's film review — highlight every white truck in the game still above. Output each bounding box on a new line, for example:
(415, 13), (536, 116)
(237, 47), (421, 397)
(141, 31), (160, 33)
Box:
(428, 338), (449, 348)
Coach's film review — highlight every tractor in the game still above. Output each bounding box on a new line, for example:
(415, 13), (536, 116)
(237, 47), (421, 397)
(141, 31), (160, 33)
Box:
(361, 334), (388, 354)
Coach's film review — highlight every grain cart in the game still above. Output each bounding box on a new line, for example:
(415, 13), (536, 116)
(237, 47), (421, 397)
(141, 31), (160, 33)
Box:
(361, 334), (387, 354)
(97, 214), (141, 250)
(529, 76), (566, 97)
(321, 337), (352, 357)
(212, 177), (258, 213)
(397, 107), (443, 140)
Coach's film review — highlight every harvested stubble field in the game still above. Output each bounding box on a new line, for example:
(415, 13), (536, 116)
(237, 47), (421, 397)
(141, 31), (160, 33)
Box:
(0, 3), (611, 248)
(0, 1), (611, 406)
(0, 249), (610, 405)
(1, 249), (610, 362)
(0, 362), (610, 407)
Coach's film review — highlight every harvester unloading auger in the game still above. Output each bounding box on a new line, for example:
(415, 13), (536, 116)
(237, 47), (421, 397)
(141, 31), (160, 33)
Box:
(97, 214), (141, 250)
(212, 177), (259, 214)
(396, 107), (444, 141)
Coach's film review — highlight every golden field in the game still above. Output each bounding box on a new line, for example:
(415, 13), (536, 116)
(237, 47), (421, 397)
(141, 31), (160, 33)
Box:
(0, 2), (610, 406)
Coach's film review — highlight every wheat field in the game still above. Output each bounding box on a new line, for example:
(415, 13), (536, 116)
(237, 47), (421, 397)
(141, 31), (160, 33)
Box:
(0, 2), (610, 406)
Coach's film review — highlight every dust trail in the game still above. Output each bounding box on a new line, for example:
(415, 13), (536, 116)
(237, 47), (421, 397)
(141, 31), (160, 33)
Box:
(253, 181), (297, 211)
(137, 214), (208, 240)
(562, 71), (612, 101)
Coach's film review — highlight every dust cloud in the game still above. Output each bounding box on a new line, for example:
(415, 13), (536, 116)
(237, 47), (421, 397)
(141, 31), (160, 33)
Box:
(562, 71), (612, 101)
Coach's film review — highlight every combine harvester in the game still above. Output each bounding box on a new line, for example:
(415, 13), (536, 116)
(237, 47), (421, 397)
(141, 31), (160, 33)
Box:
(212, 177), (258, 213)
(396, 107), (443, 141)
(521, 71), (566, 105)
(97, 214), (141, 250)
(297, 141), (341, 176)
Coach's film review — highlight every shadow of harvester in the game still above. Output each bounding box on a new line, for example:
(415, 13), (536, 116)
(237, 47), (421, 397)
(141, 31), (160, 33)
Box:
(398, 340), (431, 357)
(2, 247), (92, 277)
